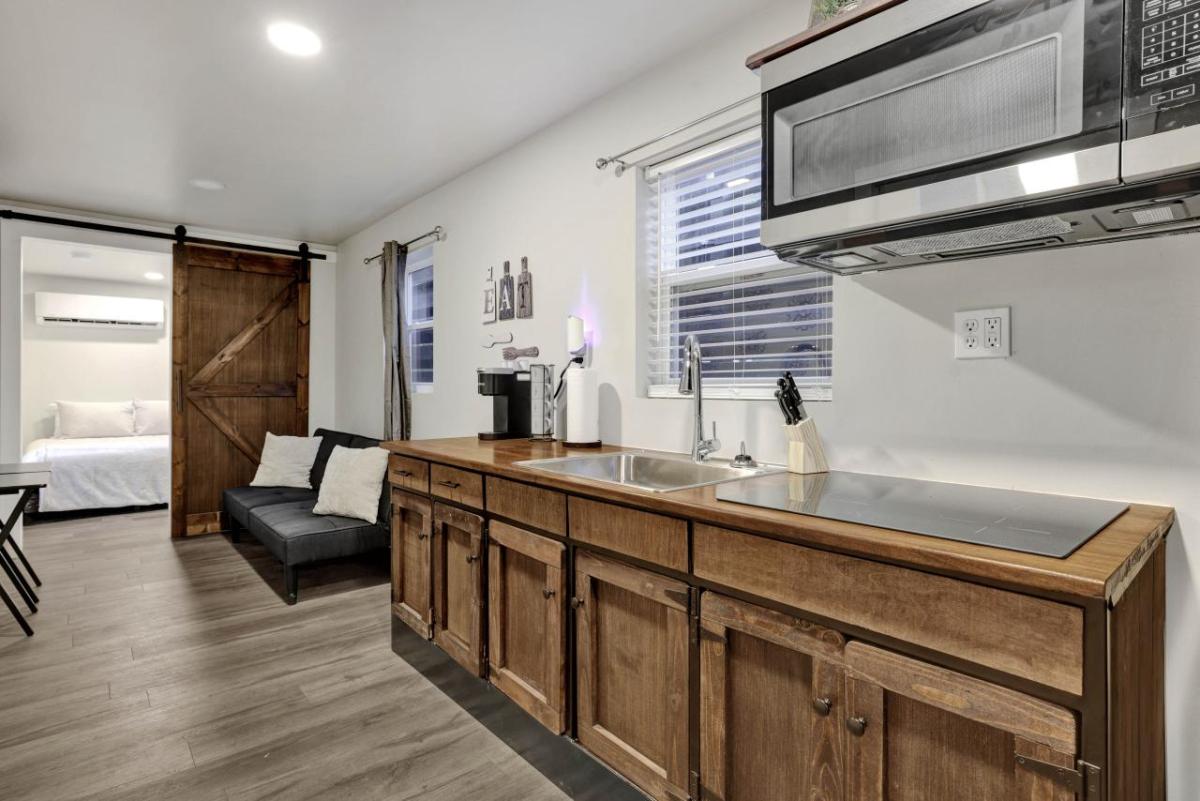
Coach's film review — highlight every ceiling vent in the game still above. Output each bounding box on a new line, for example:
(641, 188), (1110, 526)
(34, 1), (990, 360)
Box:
(34, 292), (164, 329)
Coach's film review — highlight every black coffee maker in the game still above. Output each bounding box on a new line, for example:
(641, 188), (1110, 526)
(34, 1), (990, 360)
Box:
(477, 368), (531, 440)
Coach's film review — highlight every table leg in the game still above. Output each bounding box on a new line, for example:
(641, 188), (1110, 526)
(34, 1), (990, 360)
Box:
(0, 488), (40, 596)
(5, 538), (41, 587)
(0, 574), (32, 636)
(0, 548), (36, 612)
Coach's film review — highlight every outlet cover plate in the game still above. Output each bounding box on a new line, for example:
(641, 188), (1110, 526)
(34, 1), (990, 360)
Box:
(955, 307), (1010, 359)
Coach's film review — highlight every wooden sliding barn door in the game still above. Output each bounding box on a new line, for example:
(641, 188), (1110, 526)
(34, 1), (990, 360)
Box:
(172, 243), (310, 538)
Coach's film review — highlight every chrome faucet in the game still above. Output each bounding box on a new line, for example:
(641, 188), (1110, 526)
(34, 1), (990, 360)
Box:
(678, 335), (720, 462)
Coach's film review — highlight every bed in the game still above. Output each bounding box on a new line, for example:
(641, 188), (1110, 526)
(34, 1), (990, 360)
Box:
(20, 399), (170, 514)
(22, 435), (170, 513)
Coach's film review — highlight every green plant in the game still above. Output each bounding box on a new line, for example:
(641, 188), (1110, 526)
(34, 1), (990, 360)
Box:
(814, 0), (858, 20)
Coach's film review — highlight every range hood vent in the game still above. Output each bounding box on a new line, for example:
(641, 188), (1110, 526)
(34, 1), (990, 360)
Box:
(875, 217), (1075, 258)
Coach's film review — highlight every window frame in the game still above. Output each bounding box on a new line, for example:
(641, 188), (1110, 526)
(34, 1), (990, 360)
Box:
(404, 244), (435, 392)
(638, 128), (834, 402)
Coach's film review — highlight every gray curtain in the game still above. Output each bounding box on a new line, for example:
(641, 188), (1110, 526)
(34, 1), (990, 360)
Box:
(381, 240), (412, 440)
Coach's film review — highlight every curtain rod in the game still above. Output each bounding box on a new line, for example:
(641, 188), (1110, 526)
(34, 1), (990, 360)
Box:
(0, 209), (326, 260)
(595, 93), (760, 177)
(363, 225), (445, 264)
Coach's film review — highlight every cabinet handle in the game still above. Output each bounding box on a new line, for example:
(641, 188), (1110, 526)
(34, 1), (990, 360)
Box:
(812, 697), (832, 717)
(570, 597), (584, 610)
(846, 716), (868, 737)
(416, 532), (428, 540)
(395, 469), (413, 477)
(543, 588), (556, 599)
(466, 553), (479, 563)
(438, 480), (461, 489)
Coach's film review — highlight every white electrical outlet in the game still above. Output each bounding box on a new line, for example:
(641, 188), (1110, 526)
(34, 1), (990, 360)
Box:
(955, 307), (1010, 359)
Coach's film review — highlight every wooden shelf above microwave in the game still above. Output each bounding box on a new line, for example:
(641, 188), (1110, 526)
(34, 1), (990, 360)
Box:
(746, 0), (907, 70)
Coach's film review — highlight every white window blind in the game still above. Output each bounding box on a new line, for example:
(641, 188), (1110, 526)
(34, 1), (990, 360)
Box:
(405, 245), (434, 387)
(642, 129), (833, 400)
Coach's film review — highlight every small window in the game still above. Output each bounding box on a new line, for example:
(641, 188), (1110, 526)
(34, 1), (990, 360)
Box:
(641, 129), (833, 400)
(405, 245), (434, 388)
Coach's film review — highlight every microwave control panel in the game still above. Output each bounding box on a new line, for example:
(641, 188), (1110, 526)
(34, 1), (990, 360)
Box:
(1128, 0), (1200, 128)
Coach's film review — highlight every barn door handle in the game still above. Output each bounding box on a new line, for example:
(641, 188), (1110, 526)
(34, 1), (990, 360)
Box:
(846, 716), (868, 737)
(542, 588), (556, 599)
(175, 371), (184, 411)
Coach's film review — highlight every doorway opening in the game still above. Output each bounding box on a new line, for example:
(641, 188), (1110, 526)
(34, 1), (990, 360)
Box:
(19, 236), (172, 522)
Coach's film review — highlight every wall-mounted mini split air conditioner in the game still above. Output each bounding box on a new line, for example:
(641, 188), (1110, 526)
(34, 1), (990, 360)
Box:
(34, 292), (164, 329)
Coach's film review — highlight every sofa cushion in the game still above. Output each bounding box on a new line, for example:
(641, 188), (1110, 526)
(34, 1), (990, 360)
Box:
(313, 446), (390, 524)
(245, 500), (388, 566)
(224, 486), (317, 529)
(309, 428), (357, 489)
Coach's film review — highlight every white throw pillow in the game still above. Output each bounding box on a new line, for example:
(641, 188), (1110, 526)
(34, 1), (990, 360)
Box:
(133, 399), (170, 435)
(55, 400), (136, 438)
(250, 433), (323, 489)
(313, 446), (389, 524)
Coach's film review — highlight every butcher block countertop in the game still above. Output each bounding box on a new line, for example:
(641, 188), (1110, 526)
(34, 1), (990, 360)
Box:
(383, 437), (1174, 602)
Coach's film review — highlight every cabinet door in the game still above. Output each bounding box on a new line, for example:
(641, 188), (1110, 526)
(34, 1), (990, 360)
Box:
(699, 592), (847, 801)
(487, 521), (566, 733)
(391, 490), (433, 638)
(574, 551), (690, 801)
(432, 503), (485, 675)
(843, 642), (1080, 801)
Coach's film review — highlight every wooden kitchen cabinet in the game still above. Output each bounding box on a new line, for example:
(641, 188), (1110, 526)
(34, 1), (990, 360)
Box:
(487, 521), (567, 733)
(842, 642), (1082, 801)
(698, 592), (848, 801)
(391, 490), (434, 638)
(574, 551), (691, 801)
(432, 502), (485, 675)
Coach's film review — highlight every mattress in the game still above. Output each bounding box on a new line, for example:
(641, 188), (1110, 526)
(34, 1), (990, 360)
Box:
(21, 435), (169, 513)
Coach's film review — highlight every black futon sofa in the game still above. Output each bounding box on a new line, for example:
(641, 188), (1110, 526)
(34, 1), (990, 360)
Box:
(223, 428), (390, 604)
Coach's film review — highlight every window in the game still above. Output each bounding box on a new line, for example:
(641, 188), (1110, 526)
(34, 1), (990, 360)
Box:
(642, 129), (833, 400)
(405, 245), (434, 388)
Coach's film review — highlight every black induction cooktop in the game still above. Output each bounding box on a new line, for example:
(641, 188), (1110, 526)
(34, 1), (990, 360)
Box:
(715, 471), (1128, 558)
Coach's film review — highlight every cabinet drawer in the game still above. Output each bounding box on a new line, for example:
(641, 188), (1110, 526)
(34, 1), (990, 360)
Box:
(486, 476), (566, 535)
(568, 497), (688, 572)
(430, 464), (483, 509)
(693, 525), (1084, 695)
(388, 455), (429, 494)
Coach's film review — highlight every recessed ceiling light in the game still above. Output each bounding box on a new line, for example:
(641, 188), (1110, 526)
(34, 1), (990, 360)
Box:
(144, 271), (165, 281)
(69, 249), (92, 259)
(267, 21), (322, 57)
(188, 178), (225, 191)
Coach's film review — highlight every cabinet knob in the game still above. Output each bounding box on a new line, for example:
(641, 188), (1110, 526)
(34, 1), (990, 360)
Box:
(466, 553), (479, 563)
(811, 697), (832, 717)
(570, 597), (584, 610)
(543, 588), (556, 599)
(846, 716), (868, 737)
(416, 532), (428, 540)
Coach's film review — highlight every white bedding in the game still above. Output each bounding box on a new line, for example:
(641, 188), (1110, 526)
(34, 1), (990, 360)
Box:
(22, 435), (169, 512)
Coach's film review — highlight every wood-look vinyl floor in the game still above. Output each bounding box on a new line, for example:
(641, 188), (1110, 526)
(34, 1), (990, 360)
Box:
(0, 510), (570, 801)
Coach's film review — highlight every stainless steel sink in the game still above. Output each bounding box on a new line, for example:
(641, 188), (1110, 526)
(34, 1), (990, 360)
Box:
(514, 451), (780, 493)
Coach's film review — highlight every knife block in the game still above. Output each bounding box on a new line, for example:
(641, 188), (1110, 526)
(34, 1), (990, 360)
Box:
(784, 418), (829, 475)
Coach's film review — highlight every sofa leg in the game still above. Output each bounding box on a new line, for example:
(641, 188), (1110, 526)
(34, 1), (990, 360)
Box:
(285, 565), (299, 605)
(230, 524), (241, 544)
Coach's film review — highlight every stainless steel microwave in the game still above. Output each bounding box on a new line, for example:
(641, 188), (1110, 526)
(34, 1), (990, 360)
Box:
(755, 0), (1200, 274)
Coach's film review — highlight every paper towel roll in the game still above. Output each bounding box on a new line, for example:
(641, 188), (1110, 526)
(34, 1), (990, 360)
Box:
(565, 368), (599, 444)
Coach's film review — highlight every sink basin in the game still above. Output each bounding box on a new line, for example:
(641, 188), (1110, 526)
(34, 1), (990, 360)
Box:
(514, 451), (780, 493)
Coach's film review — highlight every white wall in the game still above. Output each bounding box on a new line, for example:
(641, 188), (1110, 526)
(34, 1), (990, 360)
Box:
(333, 1), (1197, 793)
(20, 274), (171, 446)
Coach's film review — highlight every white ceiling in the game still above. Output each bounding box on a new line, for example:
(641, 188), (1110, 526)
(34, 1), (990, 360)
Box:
(0, 0), (776, 245)
(22, 237), (171, 284)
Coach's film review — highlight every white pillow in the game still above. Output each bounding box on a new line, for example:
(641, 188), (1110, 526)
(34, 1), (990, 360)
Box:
(133, 399), (170, 435)
(250, 433), (323, 489)
(313, 446), (389, 524)
(55, 400), (136, 438)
